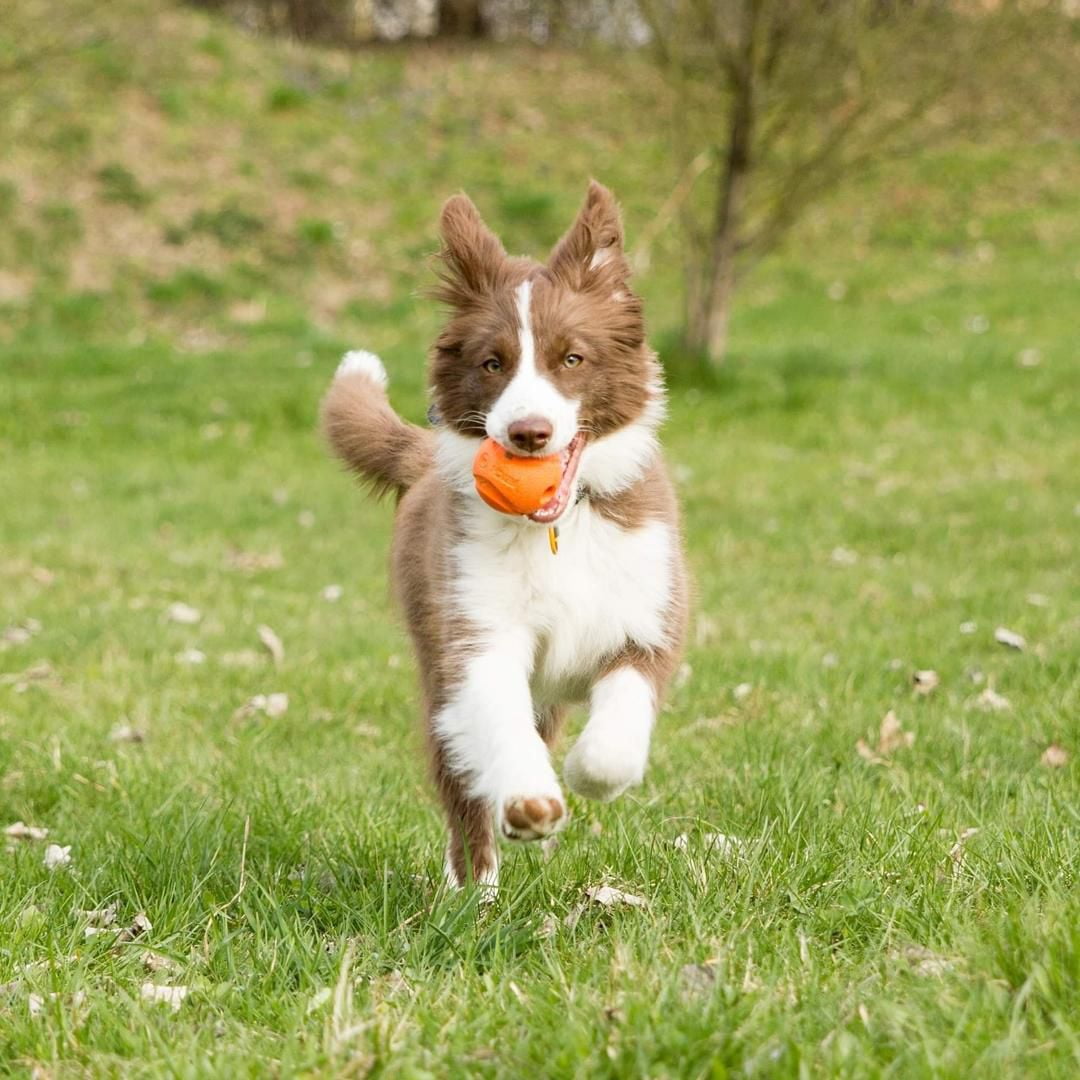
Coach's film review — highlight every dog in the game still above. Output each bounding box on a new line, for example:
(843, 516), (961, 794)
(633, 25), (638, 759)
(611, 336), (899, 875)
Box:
(322, 181), (688, 890)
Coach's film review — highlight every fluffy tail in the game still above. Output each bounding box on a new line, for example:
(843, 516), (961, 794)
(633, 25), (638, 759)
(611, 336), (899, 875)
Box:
(320, 351), (434, 500)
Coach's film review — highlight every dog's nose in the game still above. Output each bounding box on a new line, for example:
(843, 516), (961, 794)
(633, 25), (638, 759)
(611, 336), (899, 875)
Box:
(507, 416), (553, 453)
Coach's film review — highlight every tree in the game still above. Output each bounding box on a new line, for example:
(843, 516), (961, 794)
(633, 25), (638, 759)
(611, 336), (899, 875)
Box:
(636, 0), (1029, 368)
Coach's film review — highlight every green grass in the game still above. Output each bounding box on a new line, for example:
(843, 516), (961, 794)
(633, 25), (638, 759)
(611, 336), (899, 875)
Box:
(1, 2), (1079, 1076)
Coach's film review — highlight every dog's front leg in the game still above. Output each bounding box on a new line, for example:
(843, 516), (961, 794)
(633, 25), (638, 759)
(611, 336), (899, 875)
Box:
(434, 643), (567, 859)
(564, 666), (656, 801)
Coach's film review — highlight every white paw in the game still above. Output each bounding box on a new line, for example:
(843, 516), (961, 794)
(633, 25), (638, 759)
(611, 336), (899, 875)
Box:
(564, 732), (647, 802)
(336, 349), (388, 388)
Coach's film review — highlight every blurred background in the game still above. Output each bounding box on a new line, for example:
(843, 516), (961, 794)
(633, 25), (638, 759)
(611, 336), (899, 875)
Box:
(2, 2), (1079, 1072)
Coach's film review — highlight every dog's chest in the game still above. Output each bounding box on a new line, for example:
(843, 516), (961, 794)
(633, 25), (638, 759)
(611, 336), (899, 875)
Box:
(452, 504), (673, 699)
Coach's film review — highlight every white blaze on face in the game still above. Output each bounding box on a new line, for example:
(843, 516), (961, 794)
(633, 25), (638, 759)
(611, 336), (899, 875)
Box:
(485, 280), (579, 455)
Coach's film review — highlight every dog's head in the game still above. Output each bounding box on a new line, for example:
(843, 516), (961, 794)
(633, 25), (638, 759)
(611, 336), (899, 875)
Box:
(430, 181), (664, 522)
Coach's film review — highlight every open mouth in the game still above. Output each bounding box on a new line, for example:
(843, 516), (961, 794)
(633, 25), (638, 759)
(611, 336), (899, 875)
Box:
(527, 433), (586, 525)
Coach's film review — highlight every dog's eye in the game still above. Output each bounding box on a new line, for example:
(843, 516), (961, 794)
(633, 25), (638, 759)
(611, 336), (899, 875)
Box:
(482, 357), (502, 373)
(563, 353), (584, 368)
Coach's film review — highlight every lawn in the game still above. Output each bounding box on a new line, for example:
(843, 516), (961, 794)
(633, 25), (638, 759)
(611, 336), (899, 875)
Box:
(1, 2), (1078, 1076)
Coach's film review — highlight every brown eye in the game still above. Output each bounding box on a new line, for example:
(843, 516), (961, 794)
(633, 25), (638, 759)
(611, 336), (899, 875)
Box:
(482, 357), (502, 373)
(564, 353), (584, 368)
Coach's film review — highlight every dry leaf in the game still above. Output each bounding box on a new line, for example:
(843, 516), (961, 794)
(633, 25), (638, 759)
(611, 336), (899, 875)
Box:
(322, 584), (343, 602)
(166, 602), (201, 625)
(733, 682), (753, 702)
(1025, 593), (1049, 608)
(948, 827), (979, 872)
(1040, 744), (1069, 769)
(994, 626), (1025, 650)
(175, 648), (206, 665)
(1, 619), (42, 650)
(912, 670), (939, 695)
(5, 821), (49, 842)
(141, 951), (181, 974)
(831, 546), (858, 566)
(140, 983), (189, 1011)
(679, 962), (718, 998)
(110, 724), (146, 743)
(537, 914), (559, 939)
(974, 687), (1010, 712)
(42, 844), (72, 870)
(585, 885), (647, 909)
(959, 620), (977, 635)
(77, 903), (117, 928)
(257, 625), (285, 667)
(858, 710), (914, 764)
(234, 693), (289, 720)
(227, 550), (284, 573)
(893, 945), (956, 977)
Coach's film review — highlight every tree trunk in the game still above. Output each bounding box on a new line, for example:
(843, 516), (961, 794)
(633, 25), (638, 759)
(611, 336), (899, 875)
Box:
(437, 0), (489, 38)
(684, 44), (755, 367)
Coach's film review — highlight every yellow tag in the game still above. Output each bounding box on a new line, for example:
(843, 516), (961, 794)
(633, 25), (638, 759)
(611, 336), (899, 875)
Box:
(548, 526), (559, 555)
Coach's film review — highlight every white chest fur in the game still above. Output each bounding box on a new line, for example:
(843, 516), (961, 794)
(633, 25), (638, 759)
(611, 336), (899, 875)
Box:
(449, 501), (674, 703)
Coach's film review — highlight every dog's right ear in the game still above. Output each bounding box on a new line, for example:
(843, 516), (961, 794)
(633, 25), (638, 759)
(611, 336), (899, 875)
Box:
(435, 194), (506, 307)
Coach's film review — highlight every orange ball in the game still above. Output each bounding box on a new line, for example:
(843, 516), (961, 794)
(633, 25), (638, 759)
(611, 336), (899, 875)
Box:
(472, 437), (563, 516)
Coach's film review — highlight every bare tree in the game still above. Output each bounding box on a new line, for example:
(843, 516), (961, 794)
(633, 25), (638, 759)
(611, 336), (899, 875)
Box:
(636, 0), (1030, 367)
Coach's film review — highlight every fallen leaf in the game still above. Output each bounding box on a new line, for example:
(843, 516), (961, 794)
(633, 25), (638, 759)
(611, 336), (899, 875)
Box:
(141, 950), (180, 974)
(858, 710), (914, 764)
(118, 912), (153, 942)
(585, 885), (647, 909)
(42, 844), (72, 870)
(994, 626), (1025, 650)
(893, 945), (956, 977)
(974, 687), (1010, 712)
(831, 546), (858, 566)
(1025, 592), (1049, 608)
(1, 660), (56, 693)
(166, 602), (201, 625)
(297, 510), (316, 529)
(1, 619), (41, 649)
(175, 648), (206, 665)
(322, 584), (343, 602)
(234, 693), (289, 720)
(110, 724), (146, 743)
(948, 827), (979, 872)
(912, 670), (939, 695)
(732, 682), (753, 701)
(257, 625), (285, 667)
(537, 913), (559, 939)
(679, 962), (718, 998)
(5, 821), (49, 842)
(1040, 744), (1069, 769)
(227, 549), (284, 573)
(77, 903), (117, 927)
(140, 983), (189, 1011)
(959, 620), (977, 635)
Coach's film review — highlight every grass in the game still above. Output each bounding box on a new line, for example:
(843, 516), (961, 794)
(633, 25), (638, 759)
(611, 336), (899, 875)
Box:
(1, 1), (1079, 1075)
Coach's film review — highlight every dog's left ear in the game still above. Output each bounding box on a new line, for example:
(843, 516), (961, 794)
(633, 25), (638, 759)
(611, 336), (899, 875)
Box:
(548, 180), (629, 290)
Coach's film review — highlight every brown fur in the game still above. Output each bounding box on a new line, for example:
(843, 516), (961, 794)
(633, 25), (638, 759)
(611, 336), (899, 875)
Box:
(321, 372), (433, 499)
(324, 182), (688, 886)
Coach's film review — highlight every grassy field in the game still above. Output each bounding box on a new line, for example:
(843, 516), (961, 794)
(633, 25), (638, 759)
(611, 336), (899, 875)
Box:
(2, 2), (1079, 1075)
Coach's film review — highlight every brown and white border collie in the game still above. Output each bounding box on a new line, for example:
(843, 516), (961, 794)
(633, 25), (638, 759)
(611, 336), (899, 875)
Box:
(322, 181), (688, 891)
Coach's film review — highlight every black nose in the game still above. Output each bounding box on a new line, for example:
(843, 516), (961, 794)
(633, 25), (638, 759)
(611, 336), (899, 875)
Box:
(507, 416), (553, 453)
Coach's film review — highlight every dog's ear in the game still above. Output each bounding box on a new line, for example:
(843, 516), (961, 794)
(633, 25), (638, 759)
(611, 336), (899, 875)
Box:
(435, 194), (507, 306)
(548, 180), (628, 291)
